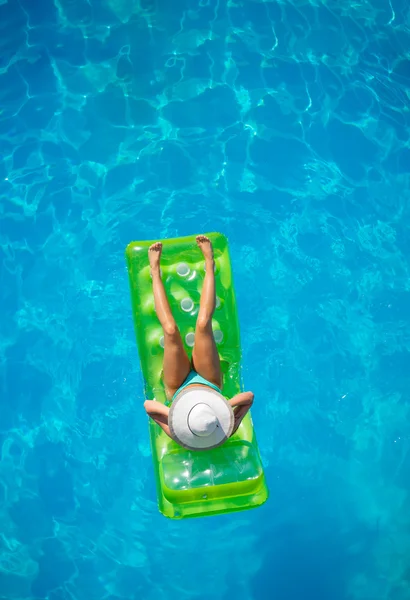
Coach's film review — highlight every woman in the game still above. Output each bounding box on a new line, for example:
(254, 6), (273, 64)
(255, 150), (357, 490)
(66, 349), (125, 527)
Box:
(144, 235), (254, 449)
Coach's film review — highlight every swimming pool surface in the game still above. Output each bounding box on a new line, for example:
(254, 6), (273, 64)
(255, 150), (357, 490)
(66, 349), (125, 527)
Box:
(1, 1), (410, 599)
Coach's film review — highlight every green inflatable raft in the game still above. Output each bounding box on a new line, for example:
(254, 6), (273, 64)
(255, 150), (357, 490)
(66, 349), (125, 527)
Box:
(126, 232), (268, 519)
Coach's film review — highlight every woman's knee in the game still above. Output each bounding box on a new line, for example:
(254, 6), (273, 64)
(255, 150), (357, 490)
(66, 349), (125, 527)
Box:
(163, 320), (178, 336)
(196, 315), (212, 331)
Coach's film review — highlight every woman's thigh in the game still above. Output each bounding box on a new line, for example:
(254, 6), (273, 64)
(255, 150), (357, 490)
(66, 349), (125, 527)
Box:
(191, 321), (222, 388)
(162, 327), (191, 399)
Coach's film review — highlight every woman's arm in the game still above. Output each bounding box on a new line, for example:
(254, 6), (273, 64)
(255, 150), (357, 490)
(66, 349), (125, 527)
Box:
(228, 391), (254, 435)
(144, 400), (171, 437)
(144, 392), (254, 440)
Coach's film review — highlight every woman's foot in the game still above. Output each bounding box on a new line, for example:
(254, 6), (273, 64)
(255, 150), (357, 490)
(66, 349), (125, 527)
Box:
(196, 235), (214, 263)
(149, 242), (162, 274)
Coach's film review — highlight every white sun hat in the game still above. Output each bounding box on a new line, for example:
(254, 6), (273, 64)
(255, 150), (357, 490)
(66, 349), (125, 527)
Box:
(169, 386), (234, 451)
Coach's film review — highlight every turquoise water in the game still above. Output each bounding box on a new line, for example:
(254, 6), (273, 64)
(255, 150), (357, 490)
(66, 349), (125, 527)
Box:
(1, 0), (410, 598)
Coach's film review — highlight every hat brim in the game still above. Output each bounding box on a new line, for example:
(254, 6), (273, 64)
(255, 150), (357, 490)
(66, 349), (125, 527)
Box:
(169, 386), (234, 451)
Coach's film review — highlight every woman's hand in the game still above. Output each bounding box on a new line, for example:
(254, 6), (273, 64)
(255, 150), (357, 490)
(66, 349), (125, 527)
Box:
(228, 391), (254, 435)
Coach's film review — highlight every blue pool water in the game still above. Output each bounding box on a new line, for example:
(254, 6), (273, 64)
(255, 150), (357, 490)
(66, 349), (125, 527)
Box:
(1, 0), (410, 598)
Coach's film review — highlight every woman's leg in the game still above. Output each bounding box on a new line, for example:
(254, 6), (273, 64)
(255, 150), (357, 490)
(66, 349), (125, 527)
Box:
(149, 243), (191, 398)
(191, 236), (222, 388)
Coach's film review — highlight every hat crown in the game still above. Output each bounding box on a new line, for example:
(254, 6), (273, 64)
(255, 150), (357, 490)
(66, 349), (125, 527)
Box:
(188, 403), (218, 437)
